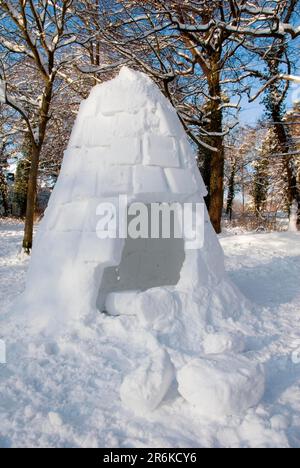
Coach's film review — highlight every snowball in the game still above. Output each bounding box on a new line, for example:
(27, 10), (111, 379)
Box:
(24, 406), (34, 420)
(48, 412), (63, 427)
(177, 355), (265, 418)
(120, 348), (175, 412)
(203, 332), (246, 355)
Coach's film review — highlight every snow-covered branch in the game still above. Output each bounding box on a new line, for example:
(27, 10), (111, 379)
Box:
(249, 74), (300, 102)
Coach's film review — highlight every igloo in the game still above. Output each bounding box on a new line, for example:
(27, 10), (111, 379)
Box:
(24, 67), (249, 339)
(21, 67), (265, 416)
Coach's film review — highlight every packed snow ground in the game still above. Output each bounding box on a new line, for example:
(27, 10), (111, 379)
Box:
(0, 220), (300, 448)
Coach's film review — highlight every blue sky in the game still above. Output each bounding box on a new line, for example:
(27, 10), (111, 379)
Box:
(240, 86), (299, 126)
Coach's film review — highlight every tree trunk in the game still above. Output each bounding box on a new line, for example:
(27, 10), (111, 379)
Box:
(226, 162), (236, 221)
(22, 81), (53, 252)
(204, 60), (224, 234)
(199, 147), (211, 210)
(209, 144), (224, 234)
(22, 143), (40, 253)
(263, 38), (300, 231)
(182, 21), (225, 234)
(290, 162), (300, 230)
(0, 172), (9, 216)
(272, 112), (300, 230)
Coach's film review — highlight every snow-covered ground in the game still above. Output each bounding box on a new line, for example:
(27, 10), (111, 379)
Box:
(0, 220), (300, 448)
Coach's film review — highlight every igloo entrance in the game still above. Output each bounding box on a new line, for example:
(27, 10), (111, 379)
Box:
(97, 206), (186, 312)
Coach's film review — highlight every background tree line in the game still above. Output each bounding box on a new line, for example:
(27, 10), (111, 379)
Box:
(0, 0), (300, 252)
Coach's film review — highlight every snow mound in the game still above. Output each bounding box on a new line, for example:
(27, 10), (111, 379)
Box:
(202, 331), (246, 355)
(120, 348), (175, 413)
(177, 355), (265, 418)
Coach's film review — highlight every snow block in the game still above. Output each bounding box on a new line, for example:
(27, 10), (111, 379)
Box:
(78, 96), (98, 119)
(203, 332), (246, 355)
(193, 169), (208, 197)
(54, 201), (88, 232)
(38, 204), (60, 232)
(179, 138), (196, 169)
(68, 120), (83, 150)
(156, 102), (185, 137)
(136, 288), (179, 333)
(48, 173), (74, 205)
(120, 348), (175, 412)
(82, 197), (121, 233)
(105, 288), (179, 329)
(98, 68), (149, 115)
(82, 115), (114, 147)
(109, 137), (142, 165)
(85, 147), (108, 167)
(72, 170), (97, 200)
(105, 290), (140, 316)
(113, 111), (147, 138)
(68, 99), (97, 148)
(165, 168), (198, 195)
(133, 166), (169, 194)
(143, 135), (180, 168)
(60, 148), (83, 177)
(97, 166), (133, 195)
(78, 233), (123, 265)
(178, 140), (207, 194)
(99, 90), (146, 115)
(177, 355), (265, 418)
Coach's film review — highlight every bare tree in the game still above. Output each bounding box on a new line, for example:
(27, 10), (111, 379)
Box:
(224, 127), (256, 221)
(76, 0), (300, 233)
(284, 102), (300, 229)
(242, 0), (300, 229)
(0, 0), (77, 252)
(0, 141), (9, 216)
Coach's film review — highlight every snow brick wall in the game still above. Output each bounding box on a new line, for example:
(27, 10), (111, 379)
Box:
(22, 67), (265, 417)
